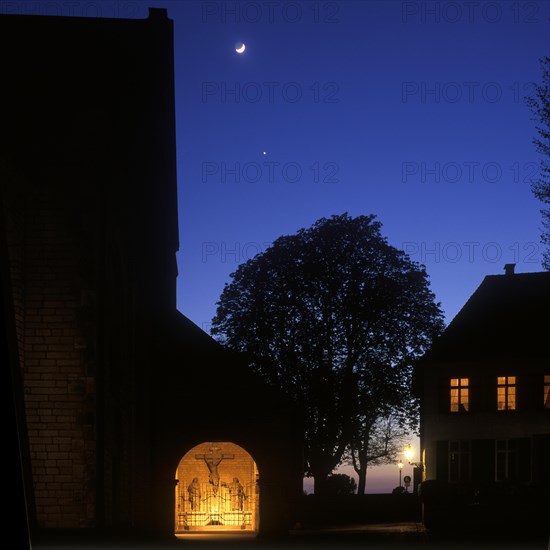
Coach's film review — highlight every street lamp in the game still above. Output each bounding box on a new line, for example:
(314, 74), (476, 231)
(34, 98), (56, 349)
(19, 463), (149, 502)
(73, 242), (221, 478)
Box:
(398, 460), (403, 487)
(404, 444), (424, 471)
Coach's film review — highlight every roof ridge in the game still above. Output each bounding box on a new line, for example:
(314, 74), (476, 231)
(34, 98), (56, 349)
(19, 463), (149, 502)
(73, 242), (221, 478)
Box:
(416, 270), (549, 364)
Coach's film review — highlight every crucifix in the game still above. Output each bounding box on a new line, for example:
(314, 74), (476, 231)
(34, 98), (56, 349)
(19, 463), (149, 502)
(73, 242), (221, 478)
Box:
(195, 447), (234, 494)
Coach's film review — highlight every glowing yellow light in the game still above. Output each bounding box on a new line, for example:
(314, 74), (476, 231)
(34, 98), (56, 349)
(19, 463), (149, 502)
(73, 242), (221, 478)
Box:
(404, 445), (414, 462)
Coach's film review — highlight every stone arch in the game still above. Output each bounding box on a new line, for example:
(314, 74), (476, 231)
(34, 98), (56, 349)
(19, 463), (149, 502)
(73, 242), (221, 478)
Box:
(174, 441), (260, 534)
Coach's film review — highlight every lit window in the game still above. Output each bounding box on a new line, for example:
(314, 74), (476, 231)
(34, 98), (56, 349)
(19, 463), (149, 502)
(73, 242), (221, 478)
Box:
(544, 375), (550, 409)
(450, 378), (469, 412)
(497, 376), (516, 410)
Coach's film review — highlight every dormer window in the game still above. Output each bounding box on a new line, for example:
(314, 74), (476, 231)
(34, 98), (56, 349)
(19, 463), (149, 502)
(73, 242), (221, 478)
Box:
(497, 376), (516, 411)
(450, 378), (469, 412)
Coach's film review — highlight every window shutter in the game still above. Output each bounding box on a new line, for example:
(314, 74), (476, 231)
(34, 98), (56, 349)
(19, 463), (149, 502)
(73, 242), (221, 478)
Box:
(531, 434), (550, 483)
(436, 440), (448, 481)
(517, 438), (532, 483)
(513, 374), (527, 411)
(469, 376), (481, 412)
(438, 378), (449, 414)
(471, 439), (494, 483)
(515, 374), (524, 410)
(484, 375), (496, 412)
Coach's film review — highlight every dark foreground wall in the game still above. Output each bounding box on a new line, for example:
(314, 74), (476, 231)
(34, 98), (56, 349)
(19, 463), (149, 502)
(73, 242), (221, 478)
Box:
(1, 8), (178, 530)
(300, 494), (421, 526)
(1, 8), (302, 539)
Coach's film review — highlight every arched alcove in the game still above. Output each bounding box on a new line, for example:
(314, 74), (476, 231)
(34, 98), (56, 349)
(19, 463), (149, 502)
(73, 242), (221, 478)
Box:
(174, 441), (259, 534)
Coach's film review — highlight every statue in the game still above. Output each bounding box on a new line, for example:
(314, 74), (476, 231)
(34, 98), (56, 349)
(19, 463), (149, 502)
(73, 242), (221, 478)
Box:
(187, 477), (201, 511)
(195, 447), (234, 495)
(227, 477), (246, 511)
(204, 454), (223, 494)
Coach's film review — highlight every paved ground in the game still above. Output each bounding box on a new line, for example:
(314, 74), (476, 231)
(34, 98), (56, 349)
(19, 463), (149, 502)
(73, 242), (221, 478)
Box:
(32, 523), (549, 550)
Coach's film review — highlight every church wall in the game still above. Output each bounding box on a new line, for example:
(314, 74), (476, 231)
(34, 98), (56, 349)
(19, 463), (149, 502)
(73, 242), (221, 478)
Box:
(2, 8), (301, 539)
(0, 10), (178, 530)
(0, 180), (98, 528)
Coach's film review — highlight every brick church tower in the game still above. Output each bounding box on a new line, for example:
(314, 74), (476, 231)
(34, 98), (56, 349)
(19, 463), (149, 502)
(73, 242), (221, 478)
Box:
(0, 8), (302, 540)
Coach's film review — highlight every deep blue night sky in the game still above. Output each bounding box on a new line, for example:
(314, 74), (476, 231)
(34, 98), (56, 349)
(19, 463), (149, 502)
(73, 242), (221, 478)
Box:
(166, 0), (549, 334)
(6, 0), (549, 492)
(168, 0), (549, 492)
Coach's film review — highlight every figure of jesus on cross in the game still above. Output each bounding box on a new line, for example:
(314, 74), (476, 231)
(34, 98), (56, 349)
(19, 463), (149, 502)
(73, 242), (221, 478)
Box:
(195, 447), (234, 495)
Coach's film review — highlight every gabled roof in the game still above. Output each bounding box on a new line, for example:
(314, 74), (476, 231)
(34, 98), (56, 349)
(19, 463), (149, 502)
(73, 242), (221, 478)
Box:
(418, 271), (550, 364)
(156, 310), (296, 411)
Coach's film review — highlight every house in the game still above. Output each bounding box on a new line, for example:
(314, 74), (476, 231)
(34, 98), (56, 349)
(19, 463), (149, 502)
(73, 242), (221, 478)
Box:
(413, 265), (550, 532)
(0, 8), (302, 541)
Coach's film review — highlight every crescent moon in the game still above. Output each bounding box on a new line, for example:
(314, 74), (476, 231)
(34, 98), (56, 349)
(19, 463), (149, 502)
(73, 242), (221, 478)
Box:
(235, 43), (246, 54)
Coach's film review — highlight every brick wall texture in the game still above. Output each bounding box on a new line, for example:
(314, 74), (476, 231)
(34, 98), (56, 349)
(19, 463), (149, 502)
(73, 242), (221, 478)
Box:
(5, 181), (97, 528)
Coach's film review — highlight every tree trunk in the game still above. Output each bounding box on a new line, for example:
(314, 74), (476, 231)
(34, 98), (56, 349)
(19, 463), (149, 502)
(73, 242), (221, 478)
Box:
(357, 467), (367, 495)
(309, 448), (343, 495)
(354, 447), (369, 495)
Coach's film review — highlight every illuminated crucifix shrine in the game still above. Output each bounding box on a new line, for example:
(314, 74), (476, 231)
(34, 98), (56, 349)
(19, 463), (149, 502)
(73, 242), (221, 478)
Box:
(175, 442), (259, 533)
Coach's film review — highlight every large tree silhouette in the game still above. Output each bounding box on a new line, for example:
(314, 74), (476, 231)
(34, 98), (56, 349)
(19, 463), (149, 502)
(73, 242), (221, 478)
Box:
(211, 214), (444, 493)
(526, 56), (550, 270)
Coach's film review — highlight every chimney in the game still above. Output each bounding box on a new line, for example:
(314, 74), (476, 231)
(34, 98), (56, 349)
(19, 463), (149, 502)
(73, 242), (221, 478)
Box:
(504, 263), (515, 275)
(149, 8), (168, 19)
